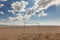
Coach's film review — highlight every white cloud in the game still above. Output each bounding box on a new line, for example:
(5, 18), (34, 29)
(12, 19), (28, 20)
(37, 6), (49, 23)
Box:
(8, 0), (49, 23)
(0, 0), (7, 1)
(8, 10), (16, 14)
(8, 1), (31, 23)
(26, 0), (60, 16)
(24, 0), (60, 20)
(0, 19), (9, 25)
(7, 0), (60, 25)
(38, 11), (48, 17)
(0, 22), (5, 25)
(0, 21), (23, 26)
(8, 14), (23, 22)
(10, 1), (28, 12)
(32, 0), (60, 12)
(0, 11), (4, 14)
(0, 4), (4, 8)
(8, 13), (31, 23)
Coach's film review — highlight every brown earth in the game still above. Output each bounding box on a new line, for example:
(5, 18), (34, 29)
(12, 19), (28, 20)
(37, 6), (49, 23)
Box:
(0, 26), (60, 40)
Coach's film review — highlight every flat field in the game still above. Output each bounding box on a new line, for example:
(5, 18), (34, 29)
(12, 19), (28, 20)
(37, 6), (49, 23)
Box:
(0, 26), (60, 40)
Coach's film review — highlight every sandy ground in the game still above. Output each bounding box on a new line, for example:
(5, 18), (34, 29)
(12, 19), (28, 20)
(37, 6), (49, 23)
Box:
(0, 26), (60, 40)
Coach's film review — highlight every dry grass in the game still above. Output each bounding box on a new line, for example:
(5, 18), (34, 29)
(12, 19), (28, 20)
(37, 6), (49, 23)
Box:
(0, 26), (60, 40)
(0, 33), (60, 40)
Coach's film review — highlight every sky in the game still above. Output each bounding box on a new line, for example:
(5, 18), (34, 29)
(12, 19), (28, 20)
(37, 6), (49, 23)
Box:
(0, 0), (60, 26)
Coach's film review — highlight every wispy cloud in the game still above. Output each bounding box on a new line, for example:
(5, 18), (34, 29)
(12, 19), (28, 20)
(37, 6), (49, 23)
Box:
(8, 1), (28, 13)
(0, 4), (4, 8)
(1, 0), (60, 25)
(38, 11), (48, 17)
(0, 0), (7, 1)
(33, 0), (60, 12)
(0, 11), (4, 14)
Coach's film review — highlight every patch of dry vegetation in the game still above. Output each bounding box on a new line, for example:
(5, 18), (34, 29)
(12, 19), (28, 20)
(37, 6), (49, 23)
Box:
(0, 33), (60, 40)
(0, 26), (60, 40)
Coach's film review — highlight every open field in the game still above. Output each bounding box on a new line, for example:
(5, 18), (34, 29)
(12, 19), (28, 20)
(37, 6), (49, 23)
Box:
(0, 26), (60, 40)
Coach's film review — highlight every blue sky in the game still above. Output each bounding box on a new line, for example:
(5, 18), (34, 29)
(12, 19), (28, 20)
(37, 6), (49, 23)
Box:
(0, 0), (60, 26)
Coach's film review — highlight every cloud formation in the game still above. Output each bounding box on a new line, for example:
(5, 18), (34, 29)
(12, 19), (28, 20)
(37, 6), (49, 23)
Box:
(23, 0), (60, 21)
(38, 11), (48, 17)
(8, 1), (28, 13)
(8, 1), (30, 23)
(0, 4), (4, 8)
(0, 0), (7, 1)
(8, 13), (23, 22)
(0, 11), (4, 14)
(32, 0), (60, 12)
(7, 0), (60, 25)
